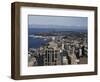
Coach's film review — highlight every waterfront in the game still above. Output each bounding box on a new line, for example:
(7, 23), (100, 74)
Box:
(28, 27), (87, 49)
(28, 15), (88, 66)
(28, 27), (88, 66)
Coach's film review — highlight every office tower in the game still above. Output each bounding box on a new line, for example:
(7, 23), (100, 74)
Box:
(43, 47), (61, 65)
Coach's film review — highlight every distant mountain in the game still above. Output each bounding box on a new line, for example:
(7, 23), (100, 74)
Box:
(28, 24), (87, 31)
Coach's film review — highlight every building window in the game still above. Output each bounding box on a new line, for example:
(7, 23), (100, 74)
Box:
(48, 54), (49, 63)
(55, 53), (57, 58)
(52, 54), (54, 62)
(45, 54), (47, 58)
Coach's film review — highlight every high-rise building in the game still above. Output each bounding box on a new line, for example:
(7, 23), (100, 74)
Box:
(43, 48), (61, 65)
(43, 40), (62, 65)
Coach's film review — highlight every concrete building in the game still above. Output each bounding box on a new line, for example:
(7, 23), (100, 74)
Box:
(43, 48), (61, 65)
(43, 41), (61, 65)
(62, 56), (68, 65)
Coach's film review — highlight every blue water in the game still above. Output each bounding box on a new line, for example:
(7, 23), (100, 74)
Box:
(28, 26), (87, 49)
(28, 37), (48, 48)
(28, 28), (54, 48)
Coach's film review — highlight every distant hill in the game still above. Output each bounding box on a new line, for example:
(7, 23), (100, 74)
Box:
(28, 24), (87, 35)
(29, 24), (87, 31)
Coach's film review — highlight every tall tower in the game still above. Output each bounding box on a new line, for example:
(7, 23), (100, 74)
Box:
(43, 48), (61, 65)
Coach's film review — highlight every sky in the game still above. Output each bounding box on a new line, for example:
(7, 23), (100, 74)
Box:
(28, 15), (87, 29)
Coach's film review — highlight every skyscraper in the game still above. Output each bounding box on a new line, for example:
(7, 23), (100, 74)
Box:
(43, 41), (62, 65)
(43, 48), (61, 65)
